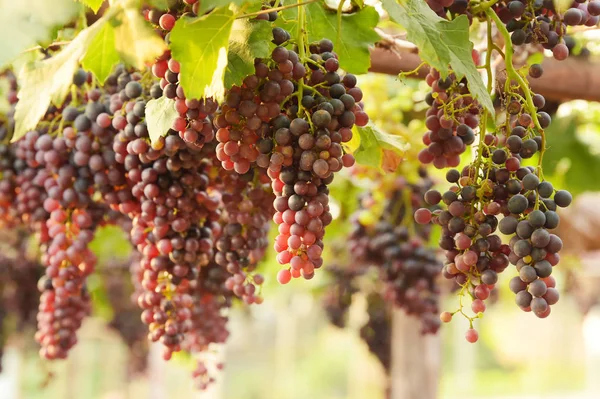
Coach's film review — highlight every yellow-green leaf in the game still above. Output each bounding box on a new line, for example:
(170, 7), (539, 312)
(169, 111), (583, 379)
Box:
(81, 22), (120, 83)
(170, 8), (235, 101)
(0, 0), (79, 68)
(381, 0), (494, 116)
(225, 18), (271, 88)
(113, 3), (168, 69)
(352, 124), (408, 170)
(12, 21), (105, 142)
(78, 0), (104, 13)
(145, 97), (179, 145)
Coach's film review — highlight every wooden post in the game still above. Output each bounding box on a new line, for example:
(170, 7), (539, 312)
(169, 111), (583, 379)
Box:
(390, 309), (441, 399)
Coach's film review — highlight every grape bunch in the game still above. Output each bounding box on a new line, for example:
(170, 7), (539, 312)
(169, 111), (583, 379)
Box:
(0, 230), (44, 371)
(360, 293), (392, 373)
(182, 261), (231, 389)
(214, 169), (274, 304)
(350, 173), (443, 334)
(425, 0), (600, 61)
(321, 264), (360, 328)
(321, 263), (392, 373)
(416, 82), (570, 341)
(111, 80), (222, 361)
(495, 0), (600, 60)
(418, 68), (479, 169)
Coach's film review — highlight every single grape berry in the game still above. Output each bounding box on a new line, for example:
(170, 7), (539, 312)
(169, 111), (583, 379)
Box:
(465, 328), (479, 343)
(529, 64), (543, 79)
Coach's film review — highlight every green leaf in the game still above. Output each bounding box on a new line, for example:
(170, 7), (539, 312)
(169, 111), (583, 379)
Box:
(0, 0), (79, 68)
(225, 19), (272, 88)
(542, 116), (600, 195)
(145, 97), (179, 145)
(170, 8), (235, 101)
(352, 123), (407, 170)
(78, 0), (104, 13)
(113, 2), (168, 70)
(12, 21), (106, 142)
(81, 22), (120, 83)
(380, 0), (494, 115)
(278, 3), (380, 74)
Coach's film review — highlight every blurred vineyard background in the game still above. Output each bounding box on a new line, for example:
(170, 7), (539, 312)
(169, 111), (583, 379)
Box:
(2, 65), (600, 399)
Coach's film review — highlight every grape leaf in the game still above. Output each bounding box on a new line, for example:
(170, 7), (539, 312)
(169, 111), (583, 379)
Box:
(81, 22), (120, 83)
(78, 0), (104, 13)
(380, 0), (494, 116)
(278, 3), (380, 74)
(542, 116), (600, 195)
(170, 8), (235, 101)
(145, 97), (179, 145)
(352, 124), (407, 170)
(12, 21), (105, 142)
(113, 2), (168, 70)
(225, 19), (272, 88)
(0, 0), (79, 68)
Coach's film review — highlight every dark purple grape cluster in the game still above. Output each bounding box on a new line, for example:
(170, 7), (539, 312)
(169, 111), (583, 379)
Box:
(360, 293), (392, 373)
(321, 264), (359, 328)
(419, 68), (479, 169)
(495, 0), (600, 60)
(321, 262), (391, 373)
(416, 85), (570, 340)
(0, 229), (43, 371)
(425, 0), (600, 61)
(350, 174), (443, 334)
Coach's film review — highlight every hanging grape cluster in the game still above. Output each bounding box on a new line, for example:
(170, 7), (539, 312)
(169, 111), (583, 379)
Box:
(415, 4), (573, 342)
(0, 0), (373, 387)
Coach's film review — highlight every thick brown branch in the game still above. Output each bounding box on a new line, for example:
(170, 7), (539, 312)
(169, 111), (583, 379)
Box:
(369, 47), (600, 103)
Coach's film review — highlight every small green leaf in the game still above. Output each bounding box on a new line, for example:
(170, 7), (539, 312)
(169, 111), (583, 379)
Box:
(12, 21), (106, 142)
(381, 0), (494, 115)
(81, 22), (120, 83)
(542, 116), (600, 195)
(225, 19), (272, 88)
(352, 123), (407, 170)
(0, 0), (79, 68)
(145, 97), (179, 145)
(78, 0), (104, 13)
(170, 8), (235, 101)
(113, 2), (168, 70)
(278, 3), (380, 74)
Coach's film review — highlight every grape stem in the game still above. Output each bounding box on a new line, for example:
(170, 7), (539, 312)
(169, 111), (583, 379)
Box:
(471, 0), (500, 15)
(23, 40), (71, 53)
(486, 8), (546, 176)
(236, 0), (318, 19)
(296, 0), (307, 118)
